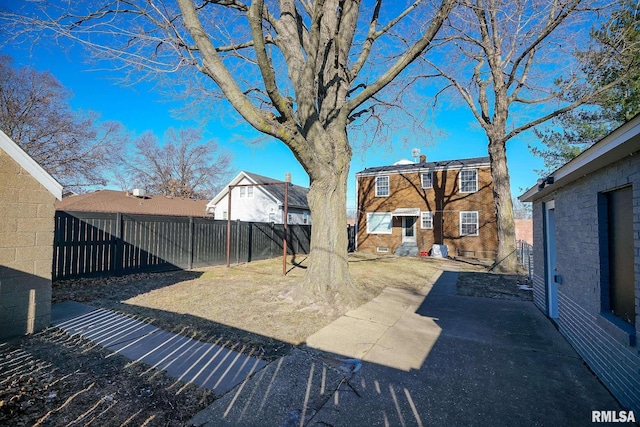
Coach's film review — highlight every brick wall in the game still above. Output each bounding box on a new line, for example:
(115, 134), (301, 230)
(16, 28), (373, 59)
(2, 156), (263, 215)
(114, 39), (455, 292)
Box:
(0, 150), (56, 339)
(357, 166), (498, 258)
(531, 154), (640, 412)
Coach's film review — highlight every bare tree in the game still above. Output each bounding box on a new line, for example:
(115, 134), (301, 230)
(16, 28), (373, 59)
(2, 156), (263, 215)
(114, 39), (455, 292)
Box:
(0, 55), (124, 191)
(423, 0), (633, 270)
(122, 127), (233, 199)
(0, 0), (455, 302)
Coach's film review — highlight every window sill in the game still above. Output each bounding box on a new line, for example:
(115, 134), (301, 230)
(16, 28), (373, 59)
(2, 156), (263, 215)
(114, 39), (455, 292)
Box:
(597, 311), (637, 347)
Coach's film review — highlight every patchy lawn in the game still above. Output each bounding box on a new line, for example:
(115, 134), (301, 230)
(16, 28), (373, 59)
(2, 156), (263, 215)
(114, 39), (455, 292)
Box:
(2, 254), (491, 426)
(457, 271), (533, 301)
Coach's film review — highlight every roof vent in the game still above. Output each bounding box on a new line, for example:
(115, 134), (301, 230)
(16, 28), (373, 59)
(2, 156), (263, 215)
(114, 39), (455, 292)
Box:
(132, 188), (145, 198)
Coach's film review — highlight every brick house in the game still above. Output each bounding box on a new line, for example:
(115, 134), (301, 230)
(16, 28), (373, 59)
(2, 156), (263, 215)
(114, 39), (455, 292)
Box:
(520, 114), (640, 412)
(0, 130), (62, 340)
(356, 156), (497, 258)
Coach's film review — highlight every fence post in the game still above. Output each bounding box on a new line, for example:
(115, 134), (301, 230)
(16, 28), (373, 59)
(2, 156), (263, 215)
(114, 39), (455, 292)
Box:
(188, 216), (194, 270)
(114, 212), (123, 276)
(235, 219), (241, 264)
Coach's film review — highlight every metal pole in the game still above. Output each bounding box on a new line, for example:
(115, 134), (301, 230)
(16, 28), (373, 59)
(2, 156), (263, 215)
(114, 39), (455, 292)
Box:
(226, 185), (232, 267)
(283, 177), (289, 276)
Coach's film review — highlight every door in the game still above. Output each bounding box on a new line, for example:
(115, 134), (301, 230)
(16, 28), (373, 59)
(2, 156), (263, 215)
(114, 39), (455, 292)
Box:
(544, 201), (558, 319)
(402, 216), (417, 244)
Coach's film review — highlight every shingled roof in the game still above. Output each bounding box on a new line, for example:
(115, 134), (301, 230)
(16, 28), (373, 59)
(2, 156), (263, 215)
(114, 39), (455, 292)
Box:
(208, 171), (310, 210)
(55, 190), (210, 217)
(355, 156), (490, 176)
(243, 172), (309, 209)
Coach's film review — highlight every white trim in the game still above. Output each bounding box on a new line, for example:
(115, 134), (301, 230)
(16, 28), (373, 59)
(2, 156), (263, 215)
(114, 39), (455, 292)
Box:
(355, 159), (491, 178)
(375, 175), (389, 197)
(520, 114), (640, 202)
(459, 169), (478, 193)
(366, 212), (392, 234)
(0, 130), (62, 200)
(460, 211), (479, 236)
(421, 211), (433, 229)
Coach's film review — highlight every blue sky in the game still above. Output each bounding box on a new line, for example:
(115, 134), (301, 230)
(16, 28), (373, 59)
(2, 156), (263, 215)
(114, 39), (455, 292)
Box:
(2, 35), (544, 209)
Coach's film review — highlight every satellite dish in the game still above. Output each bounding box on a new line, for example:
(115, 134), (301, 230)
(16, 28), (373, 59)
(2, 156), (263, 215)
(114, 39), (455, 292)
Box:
(411, 148), (420, 158)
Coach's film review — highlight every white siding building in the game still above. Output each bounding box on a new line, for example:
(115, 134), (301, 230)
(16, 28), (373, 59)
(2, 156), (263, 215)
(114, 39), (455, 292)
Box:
(207, 171), (311, 225)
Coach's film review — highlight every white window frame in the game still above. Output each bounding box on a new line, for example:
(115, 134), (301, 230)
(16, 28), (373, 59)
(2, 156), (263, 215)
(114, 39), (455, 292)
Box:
(366, 212), (392, 234)
(375, 176), (389, 197)
(421, 172), (433, 189)
(460, 211), (479, 236)
(269, 212), (276, 223)
(459, 169), (478, 193)
(222, 211), (228, 220)
(239, 187), (246, 198)
(247, 186), (254, 198)
(421, 211), (433, 229)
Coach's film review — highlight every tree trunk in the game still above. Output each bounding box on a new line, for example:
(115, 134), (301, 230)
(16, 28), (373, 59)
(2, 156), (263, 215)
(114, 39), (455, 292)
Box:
(292, 126), (357, 304)
(487, 136), (517, 272)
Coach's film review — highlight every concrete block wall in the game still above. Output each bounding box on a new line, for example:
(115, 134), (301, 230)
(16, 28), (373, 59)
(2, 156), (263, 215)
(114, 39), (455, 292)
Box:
(0, 150), (56, 339)
(531, 154), (640, 412)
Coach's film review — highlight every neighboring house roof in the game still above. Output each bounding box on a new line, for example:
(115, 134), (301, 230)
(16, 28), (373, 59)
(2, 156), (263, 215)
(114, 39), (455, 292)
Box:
(56, 189), (210, 217)
(0, 130), (63, 200)
(520, 114), (640, 202)
(207, 171), (310, 210)
(355, 156), (491, 176)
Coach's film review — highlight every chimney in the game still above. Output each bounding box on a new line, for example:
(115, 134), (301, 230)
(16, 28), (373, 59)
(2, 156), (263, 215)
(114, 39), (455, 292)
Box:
(419, 154), (427, 163)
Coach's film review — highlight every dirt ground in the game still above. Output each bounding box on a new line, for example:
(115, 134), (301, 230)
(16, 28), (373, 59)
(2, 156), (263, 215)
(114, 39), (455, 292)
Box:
(1, 254), (529, 426)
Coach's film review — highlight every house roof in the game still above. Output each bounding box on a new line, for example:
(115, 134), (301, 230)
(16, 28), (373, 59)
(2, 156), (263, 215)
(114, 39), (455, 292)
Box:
(207, 171), (310, 210)
(355, 156), (490, 176)
(520, 114), (640, 202)
(0, 130), (63, 200)
(56, 190), (210, 217)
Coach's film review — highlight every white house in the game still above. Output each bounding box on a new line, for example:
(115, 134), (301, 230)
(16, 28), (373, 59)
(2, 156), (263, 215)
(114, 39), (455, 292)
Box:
(207, 171), (311, 225)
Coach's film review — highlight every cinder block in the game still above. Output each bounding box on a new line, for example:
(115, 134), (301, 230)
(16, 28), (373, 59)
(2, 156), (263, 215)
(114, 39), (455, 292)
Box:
(16, 245), (52, 263)
(0, 247), (16, 264)
(37, 203), (55, 218)
(34, 259), (53, 279)
(0, 232), (36, 248)
(17, 217), (54, 233)
(2, 203), (38, 219)
(36, 231), (54, 246)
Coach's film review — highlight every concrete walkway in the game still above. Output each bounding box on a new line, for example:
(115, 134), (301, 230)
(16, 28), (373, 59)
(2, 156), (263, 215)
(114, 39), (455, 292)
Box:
(190, 270), (624, 426)
(51, 302), (266, 395)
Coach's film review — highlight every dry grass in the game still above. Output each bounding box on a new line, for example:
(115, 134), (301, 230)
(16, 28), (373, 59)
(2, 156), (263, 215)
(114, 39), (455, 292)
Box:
(122, 253), (481, 346)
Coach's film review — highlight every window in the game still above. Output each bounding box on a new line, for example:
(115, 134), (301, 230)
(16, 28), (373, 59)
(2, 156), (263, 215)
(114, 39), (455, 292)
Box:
(421, 212), (433, 229)
(269, 212), (276, 223)
(239, 186), (253, 198)
(460, 211), (478, 236)
(222, 211), (228, 220)
(303, 212), (309, 224)
(367, 212), (392, 234)
(288, 213), (293, 223)
(600, 187), (635, 326)
(375, 176), (389, 197)
(421, 172), (433, 189)
(459, 169), (478, 193)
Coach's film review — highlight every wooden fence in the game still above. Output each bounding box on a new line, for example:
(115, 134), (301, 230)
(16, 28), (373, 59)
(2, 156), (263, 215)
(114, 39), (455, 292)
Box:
(53, 211), (312, 281)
